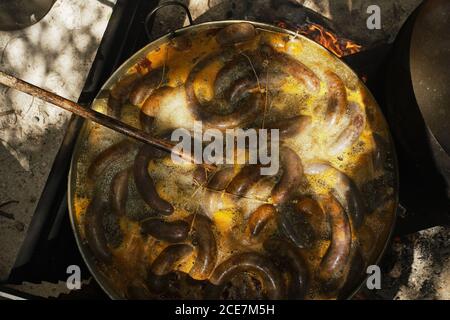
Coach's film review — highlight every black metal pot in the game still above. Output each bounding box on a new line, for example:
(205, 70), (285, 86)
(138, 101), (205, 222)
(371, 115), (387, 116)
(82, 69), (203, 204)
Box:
(0, 0), (56, 31)
(385, 0), (450, 234)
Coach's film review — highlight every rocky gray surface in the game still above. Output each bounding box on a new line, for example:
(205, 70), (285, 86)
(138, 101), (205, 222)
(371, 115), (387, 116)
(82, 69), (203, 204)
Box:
(360, 226), (450, 300)
(150, 0), (422, 46)
(0, 0), (115, 280)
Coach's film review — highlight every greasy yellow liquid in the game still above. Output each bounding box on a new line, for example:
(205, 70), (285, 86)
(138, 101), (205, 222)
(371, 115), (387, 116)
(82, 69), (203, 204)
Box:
(73, 26), (396, 299)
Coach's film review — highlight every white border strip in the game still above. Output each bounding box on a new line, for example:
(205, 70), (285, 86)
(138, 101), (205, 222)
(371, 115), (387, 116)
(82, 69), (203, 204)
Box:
(0, 290), (27, 300)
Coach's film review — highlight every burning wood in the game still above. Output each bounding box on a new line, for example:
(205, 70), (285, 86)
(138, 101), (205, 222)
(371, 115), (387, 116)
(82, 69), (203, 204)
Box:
(277, 21), (362, 57)
(298, 22), (362, 57)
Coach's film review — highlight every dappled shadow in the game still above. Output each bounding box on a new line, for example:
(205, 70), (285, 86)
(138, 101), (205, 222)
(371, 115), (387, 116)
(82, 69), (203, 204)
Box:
(311, 0), (422, 44)
(0, 122), (69, 279)
(359, 227), (450, 299)
(0, 0), (114, 280)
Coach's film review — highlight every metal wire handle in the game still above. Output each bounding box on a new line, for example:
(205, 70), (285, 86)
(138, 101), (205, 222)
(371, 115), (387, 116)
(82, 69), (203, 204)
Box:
(145, 1), (194, 40)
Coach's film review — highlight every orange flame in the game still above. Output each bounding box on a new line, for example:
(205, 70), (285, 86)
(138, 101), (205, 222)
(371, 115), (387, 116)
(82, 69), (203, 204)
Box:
(297, 23), (362, 57)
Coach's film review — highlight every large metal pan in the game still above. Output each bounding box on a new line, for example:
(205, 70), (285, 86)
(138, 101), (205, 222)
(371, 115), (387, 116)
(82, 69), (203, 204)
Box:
(69, 19), (398, 300)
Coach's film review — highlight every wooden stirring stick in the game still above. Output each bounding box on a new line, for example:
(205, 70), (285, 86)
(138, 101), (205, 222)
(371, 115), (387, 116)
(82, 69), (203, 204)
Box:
(0, 70), (214, 169)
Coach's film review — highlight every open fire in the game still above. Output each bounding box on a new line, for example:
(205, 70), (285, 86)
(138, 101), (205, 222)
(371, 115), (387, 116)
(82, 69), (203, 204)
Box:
(277, 21), (363, 57)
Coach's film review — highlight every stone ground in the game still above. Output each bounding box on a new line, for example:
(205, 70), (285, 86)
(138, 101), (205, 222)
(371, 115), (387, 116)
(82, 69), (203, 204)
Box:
(3, 0), (449, 300)
(0, 0), (115, 280)
(150, 0), (422, 45)
(360, 226), (450, 300)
